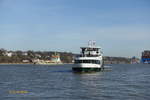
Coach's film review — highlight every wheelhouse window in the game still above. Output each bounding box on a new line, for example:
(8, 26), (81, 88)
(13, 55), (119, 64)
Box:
(75, 60), (100, 64)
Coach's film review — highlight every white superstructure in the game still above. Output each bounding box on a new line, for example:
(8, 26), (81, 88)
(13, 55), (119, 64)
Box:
(72, 41), (104, 72)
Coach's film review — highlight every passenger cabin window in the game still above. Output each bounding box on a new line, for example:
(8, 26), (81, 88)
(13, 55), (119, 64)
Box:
(75, 60), (100, 64)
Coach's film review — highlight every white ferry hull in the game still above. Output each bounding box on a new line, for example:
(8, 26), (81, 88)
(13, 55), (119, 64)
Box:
(72, 66), (102, 72)
(74, 63), (101, 68)
(73, 62), (104, 72)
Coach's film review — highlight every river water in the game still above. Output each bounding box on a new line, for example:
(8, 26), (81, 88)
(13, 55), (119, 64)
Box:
(0, 64), (150, 100)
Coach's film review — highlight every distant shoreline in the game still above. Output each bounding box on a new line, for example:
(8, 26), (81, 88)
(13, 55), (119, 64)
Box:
(0, 63), (72, 65)
(0, 63), (33, 65)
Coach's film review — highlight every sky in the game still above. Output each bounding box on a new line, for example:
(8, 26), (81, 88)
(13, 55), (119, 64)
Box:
(0, 0), (150, 57)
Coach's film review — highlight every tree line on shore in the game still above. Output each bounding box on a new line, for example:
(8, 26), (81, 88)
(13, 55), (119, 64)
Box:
(0, 49), (74, 63)
(0, 48), (132, 64)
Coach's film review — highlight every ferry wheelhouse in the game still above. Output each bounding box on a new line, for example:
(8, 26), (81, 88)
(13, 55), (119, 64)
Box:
(72, 41), (104, 72)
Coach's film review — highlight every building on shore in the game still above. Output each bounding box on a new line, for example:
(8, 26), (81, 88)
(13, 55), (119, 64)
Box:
(131, 56), (140, 64)
(51, 53), (62, 63)
(33, 52), (62, 65)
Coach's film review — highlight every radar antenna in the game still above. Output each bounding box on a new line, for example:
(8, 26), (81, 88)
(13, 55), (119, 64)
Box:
(88, 40), (96, 47)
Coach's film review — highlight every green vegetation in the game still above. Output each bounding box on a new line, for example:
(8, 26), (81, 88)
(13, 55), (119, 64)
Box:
(103, 56), (131, 64)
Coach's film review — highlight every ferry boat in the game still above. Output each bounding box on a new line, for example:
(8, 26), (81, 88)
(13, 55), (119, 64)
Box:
(72, 41), (104, 72)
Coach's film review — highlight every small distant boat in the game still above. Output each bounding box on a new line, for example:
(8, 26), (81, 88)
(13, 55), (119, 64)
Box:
(72, 41), (104, 72)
